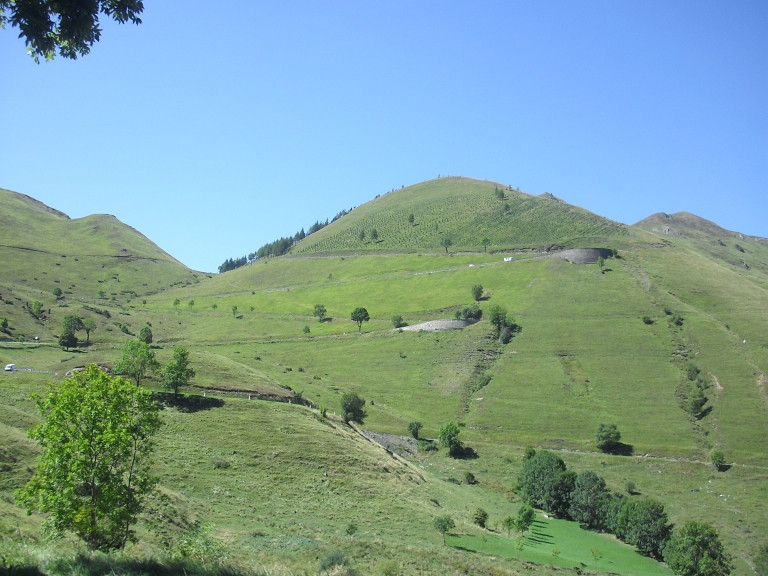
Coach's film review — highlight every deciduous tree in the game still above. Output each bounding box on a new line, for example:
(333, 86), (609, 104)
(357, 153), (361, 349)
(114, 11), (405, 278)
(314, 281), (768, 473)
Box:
(514, 504), (536, 536)
(596, 423), (622, 453)
(82, 318), (96, 345)
(162, 346), (195, 396)
(114, 340), (158, 386)
(438, 422), (464, 457)
(15, 365), (161, 551)
(663, 521), (732, 576)
(350, 307), (370, 332)
(0, 0), (145, 62)
(313, 304), (327, 322)
(570, 471), (608, 529)
(341, 392), (367, 424)
(138, 325), (153, 345)
(433, 515), (455, 545)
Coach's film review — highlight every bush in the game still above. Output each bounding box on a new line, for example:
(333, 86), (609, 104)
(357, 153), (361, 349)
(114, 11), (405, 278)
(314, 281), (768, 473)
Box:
(471, 284), (483, 301)
(711, 450), (726, 471)
(642, 315), (654, 325)
(461, 303), (482, 320)
(464, 471), (477, 485)
(320, 550), (346, 571)
(473, 507), (489, 528)
(407, 421), (423, 439)
(391, 315), (407, 328)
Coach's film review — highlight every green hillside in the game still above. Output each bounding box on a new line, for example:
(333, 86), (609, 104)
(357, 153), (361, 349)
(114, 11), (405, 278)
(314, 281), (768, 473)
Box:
(1, 179), (766, 575)
(293, 177), (628, 254)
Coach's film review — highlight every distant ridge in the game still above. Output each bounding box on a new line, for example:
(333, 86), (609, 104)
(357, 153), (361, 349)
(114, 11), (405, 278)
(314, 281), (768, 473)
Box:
(633, 211), (766, 241)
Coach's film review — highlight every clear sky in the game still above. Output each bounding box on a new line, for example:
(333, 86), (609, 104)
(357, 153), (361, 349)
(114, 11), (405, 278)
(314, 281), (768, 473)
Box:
(2, 1), (766, 272)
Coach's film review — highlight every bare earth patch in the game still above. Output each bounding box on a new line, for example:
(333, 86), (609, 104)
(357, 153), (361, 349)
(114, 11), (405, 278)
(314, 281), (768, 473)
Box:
(399, 319), (475, 332)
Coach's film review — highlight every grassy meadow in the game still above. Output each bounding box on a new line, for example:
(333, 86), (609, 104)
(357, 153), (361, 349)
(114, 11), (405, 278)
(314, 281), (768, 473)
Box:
(1, 181), (767, 575)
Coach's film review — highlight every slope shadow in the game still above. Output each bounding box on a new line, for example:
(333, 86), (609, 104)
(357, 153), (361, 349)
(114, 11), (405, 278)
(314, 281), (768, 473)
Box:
(153, 392), (225, 413)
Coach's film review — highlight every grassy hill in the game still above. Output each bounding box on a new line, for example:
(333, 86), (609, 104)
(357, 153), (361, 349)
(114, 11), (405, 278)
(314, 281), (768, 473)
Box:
(293, 177), (628, 254)
(0, 179), (766, 575)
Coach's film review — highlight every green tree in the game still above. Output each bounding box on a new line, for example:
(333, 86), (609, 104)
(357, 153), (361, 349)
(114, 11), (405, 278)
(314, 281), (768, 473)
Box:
(313, 304), (327, 322)
(341, 392), (367, 424)
(408, 421), (423, 439)
(82, 317), (96, 345)
(514, 504), (536, 536)
(0, 317), (8, 332)
(596, 423), (622, 452)
(138, 325), (153, 345)
(32, 300), (44, 318)
(53, 286), (63, 299)
(471, 284), (483, 301)
(481, 237), (490, 252)
(58, 331), (78, 351)
(114, 340), (158, 387)
(62, 314), (83, 336)
(440, 236), (453, 254)
(711, 450), (726, 471)
(433, 515), (455, 545)
(162, 346), (195, 396)
(438, 422), (464, 457)
(231, 305), (238, 317)
(569, 471), (608, 529)
(615, 498), (670, 559)
(502, 515), (515, 537)
(15, 365), (161, 551)
(371, 228), (379, 242)
(473, 507), (489, 529)
(358, 229), (366, 242)
(517, 450), (569, 513)
(350, 307), (370, 332)
(408, 213), (415, 226)
(1, 0), (144, 62)
(663, 521), (733, 576)
(173, 298), (181, 307)
(597, 256), (605, 272)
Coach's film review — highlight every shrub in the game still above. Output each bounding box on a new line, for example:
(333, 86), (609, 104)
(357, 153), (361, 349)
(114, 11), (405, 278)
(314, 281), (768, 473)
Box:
(642, 315), (654, 325)
(471, 284), (483, 301)
(711, 450), (726, 471)
(418, 439), (438, 452)
(391, 315), (407, 328)
(212, 458), (231, 469)
(408, 421), (423, 439)
(461, 304), (482, 320)
(473, 507), (489, 528)
(464, 471), (477, 485)
(320, 550), (346, 571)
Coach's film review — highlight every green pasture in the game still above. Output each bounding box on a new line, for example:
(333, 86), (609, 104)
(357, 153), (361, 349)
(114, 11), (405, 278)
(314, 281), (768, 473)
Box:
(447, 514), (671, 575)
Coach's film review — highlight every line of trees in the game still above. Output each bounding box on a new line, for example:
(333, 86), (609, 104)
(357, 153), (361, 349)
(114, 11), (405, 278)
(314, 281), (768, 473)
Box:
(218, 207), (355, 273)
(517, 449), (732, 574)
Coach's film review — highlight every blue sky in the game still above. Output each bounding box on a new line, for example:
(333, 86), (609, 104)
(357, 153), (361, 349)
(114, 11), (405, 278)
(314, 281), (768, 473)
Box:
(2, 1), (766, 272)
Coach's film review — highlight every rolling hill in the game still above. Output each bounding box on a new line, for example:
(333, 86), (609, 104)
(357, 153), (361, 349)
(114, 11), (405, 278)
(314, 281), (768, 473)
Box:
(0, 178), (766, 575)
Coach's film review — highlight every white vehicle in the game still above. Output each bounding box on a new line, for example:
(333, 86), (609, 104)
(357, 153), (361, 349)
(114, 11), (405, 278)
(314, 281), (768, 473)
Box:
(4, 364), (16, 371)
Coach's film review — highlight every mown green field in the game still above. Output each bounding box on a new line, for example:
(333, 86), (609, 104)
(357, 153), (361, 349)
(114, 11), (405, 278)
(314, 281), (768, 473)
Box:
(1, 181), (767, 575)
